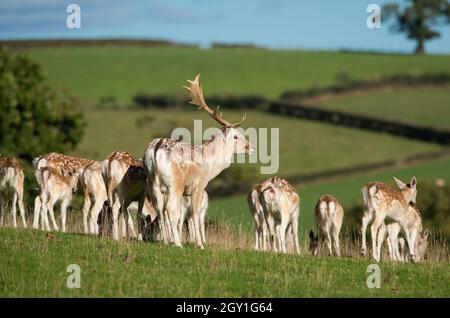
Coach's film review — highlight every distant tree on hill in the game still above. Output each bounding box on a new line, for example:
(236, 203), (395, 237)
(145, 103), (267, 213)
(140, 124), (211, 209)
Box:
(0, 48), (84, 161)
(383, 0), (450, 54)
(0, 48), (85, 197)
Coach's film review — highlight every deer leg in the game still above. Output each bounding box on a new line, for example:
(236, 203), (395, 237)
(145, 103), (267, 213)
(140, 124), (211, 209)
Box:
(82, 194), (91, 234)
(370, 214), (385, 262)
(187, 216), (193, 244)
(166, 192), (183, 248)
(0, 198), (5, 227)
(47, 198), (59, 232)
(280, 217), (289, 254)
(191, 190), (204, 249)
(403, 225), (417, 263)
(60, 199), (69, 233)
(40, 195), (51, 231)
(325, 228), (333, 256)
(200, 207), (206, 246)
(120, 204), (127, 239)
(17, 189), (27, 228)
(111, 198), (121, 240)
(136, 196), (145, 241)
(253, 213), (261, 250)
(32, 196), (41, 229)
(90, 199), (104, 235)
(262, 220), (268, 251)
(126, 210), (137, 239)
(266, 215), (277, 253)
(152, 186), (169, 244)
(291, 208), (301, 255)
(11, 192), (18, 228)
(331, 227), (340, 257)
(361, 208), (373, 256)
(376, 222), (387, 261)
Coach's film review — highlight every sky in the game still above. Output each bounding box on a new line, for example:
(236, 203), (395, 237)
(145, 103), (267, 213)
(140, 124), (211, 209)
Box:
(1, 0), (449, 54)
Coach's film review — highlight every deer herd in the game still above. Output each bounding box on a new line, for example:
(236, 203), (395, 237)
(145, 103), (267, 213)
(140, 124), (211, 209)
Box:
(0, 74), (429, 263)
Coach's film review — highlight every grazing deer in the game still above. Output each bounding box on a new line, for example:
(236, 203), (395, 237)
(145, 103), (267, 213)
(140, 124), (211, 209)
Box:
(378, 205), (428, 262)
(258, 177), (300, 254)
(33, 153), (94, 228)
(361, 176), (419, 262)
(79, 161), (108, 235)
(309, 195), (344, 257)
(128, 199), (160, 242)
(35, 166), (78, 232)
(0, 157), (27, 228)
(103, 151), (147, 240)
(143, 74), (253, 249)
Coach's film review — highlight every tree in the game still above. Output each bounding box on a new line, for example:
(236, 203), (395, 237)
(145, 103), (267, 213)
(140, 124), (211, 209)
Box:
(383, 0), (450, 54)
(0, 48), (85, 197)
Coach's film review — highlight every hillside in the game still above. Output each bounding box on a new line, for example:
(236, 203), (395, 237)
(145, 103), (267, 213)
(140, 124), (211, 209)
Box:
(24, 47), (450, 103)
(0, 229), (448, 297)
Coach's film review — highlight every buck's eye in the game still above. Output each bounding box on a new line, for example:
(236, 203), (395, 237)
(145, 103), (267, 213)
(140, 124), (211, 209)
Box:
(233, 135), (238, 139)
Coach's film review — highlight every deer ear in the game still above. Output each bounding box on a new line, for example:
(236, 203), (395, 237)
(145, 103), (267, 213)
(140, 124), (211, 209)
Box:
(410, 176), (417, 189)
(393, 177), (406, 190)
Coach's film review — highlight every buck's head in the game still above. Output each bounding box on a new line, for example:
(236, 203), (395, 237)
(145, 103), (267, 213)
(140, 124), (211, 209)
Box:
(220, 127), (254, 155)
(394, 176), (417, 204)
(184, 74), (254, 155)
(309, 230), (319, 256)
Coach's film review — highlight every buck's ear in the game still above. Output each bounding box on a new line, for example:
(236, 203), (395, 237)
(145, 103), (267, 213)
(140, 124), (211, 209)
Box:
(393, 177), (406, 190)
(410, 176), (417, 189)
(309, 230), (315, 240)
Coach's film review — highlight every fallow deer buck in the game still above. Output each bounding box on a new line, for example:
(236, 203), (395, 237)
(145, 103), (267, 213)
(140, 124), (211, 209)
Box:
(0, 157), (27, 228)
(309, 194), (344, 257)
(361, 176), (419, 262)
(35, 166), (78, 232)
(258, 177), (300, 254)
(32, 152), (94, 229)
(103, 151), (149, 240)
(144, 74), (253, 249)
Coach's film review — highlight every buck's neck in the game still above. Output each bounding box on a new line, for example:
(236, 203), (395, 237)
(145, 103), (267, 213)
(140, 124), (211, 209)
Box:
(200, 131), (234, 182)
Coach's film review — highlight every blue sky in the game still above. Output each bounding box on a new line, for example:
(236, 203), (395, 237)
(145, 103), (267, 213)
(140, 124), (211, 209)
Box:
(1, 0), (449, 53)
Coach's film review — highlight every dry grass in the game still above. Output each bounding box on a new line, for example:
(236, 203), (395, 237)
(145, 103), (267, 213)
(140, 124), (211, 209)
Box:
(1, 205), (448, 265)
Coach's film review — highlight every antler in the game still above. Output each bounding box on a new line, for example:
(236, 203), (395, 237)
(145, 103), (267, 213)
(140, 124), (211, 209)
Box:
(183, 74), (246, 127)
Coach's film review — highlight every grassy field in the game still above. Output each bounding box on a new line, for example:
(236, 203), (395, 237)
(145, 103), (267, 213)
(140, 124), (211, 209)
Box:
(208, 156), (450, 232)
(25, 47), (450, 103)
(317, 87), (450, 130)
(73, 109), (443, 178)
(0, 228), (448, 297)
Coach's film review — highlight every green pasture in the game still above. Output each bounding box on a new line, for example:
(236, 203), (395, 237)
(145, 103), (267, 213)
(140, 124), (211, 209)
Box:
(25, 47), (450, 103)
(318, 87), (450, 130)
(0, 228), (448, 297)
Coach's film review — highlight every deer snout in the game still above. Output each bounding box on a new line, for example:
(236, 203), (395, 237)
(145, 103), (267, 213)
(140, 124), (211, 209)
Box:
(245, 142), (255, 155)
